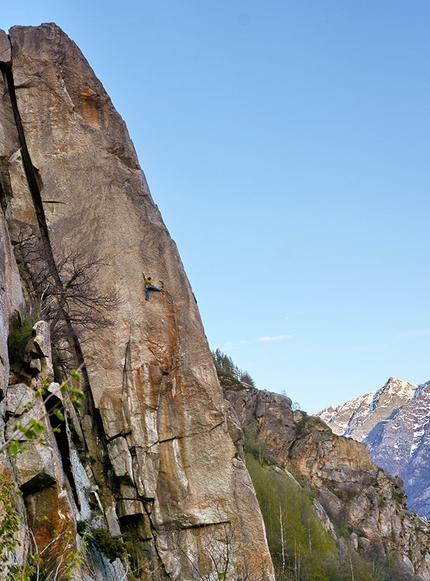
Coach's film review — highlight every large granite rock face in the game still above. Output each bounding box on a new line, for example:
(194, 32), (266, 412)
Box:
(225, 386), (430, 581)
(0, 23), (274, 580)
(317, 377), (430, 518)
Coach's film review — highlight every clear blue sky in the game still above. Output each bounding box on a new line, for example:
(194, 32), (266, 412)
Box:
(3, 1), (430, 413)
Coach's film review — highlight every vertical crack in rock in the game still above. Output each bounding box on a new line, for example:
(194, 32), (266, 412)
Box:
(1, 62), (54, 272)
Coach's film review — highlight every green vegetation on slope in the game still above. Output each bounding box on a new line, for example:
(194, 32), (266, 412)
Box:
(246, 450), (391, 581)
(212, 348), (256, 390)
(244, 429), (415, 581)
(245, 450), (338, 581)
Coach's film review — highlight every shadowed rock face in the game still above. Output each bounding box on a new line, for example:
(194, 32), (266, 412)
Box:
(0, 23), (274, 580)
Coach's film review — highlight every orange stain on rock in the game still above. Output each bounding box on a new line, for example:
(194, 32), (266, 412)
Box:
(24, 485), (77, 575)
(79, 86), (106, 127)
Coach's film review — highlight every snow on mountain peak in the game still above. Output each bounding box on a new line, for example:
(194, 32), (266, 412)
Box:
(318, 378), (425, 439)
(316, 376), (430, 517)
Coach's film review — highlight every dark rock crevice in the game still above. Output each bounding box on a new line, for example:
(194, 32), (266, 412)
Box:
(46, 402), (80, 508)
(0, 165), (8, 210)
(0, 61), (52, 267)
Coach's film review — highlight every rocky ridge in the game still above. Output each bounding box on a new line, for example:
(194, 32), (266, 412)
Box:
(225, 386), (430, 580)
(318, 377), (430, 517)
(0, 23), (274, 580)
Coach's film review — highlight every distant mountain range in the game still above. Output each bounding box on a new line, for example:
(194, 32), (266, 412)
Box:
(317, 377), (430, 517)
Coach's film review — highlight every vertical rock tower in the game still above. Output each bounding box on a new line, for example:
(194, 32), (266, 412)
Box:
(0, 23), (274, 580)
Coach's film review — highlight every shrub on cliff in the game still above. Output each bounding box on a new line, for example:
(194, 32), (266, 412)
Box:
(7, 316), (35, 373)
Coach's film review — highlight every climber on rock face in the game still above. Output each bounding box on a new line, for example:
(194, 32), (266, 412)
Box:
(143, 272), (163, 300)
